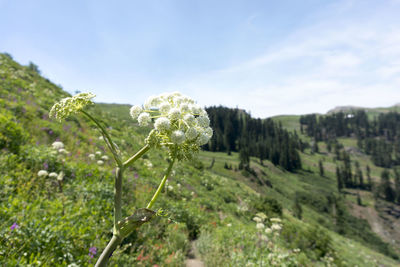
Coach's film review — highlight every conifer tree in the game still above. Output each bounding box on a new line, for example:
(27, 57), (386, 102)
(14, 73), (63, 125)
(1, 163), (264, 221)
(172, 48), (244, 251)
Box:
(393, 168), (400, 204)
(380, 169), (395, 202)
(336, 166), (343, 192)
(354, 161), (364, 189)
(319, 159), (324, 177)
(366, 165), (372, 191)
(293, 194), (303, 220)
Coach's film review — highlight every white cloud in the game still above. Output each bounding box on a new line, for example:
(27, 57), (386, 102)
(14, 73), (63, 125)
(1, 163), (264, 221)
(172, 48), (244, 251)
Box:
(177, 1), (400, 118)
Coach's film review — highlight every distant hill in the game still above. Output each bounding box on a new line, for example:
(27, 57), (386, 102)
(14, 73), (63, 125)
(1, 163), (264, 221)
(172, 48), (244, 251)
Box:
(328, 104), (400, 116)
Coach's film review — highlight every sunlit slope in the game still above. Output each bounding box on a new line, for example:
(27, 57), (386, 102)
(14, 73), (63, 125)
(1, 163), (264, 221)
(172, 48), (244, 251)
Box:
(0, 52), (398, 266)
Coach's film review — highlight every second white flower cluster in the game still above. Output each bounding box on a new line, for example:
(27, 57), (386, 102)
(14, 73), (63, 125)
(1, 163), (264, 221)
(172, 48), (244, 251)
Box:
(253, 213), (282, 235)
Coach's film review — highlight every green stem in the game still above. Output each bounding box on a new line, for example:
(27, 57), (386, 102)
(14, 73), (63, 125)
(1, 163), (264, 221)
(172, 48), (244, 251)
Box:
(81, 110), (122, 167)
(147, 158), (176, 209)
(113, 167), (123, 235)
(123, 144), (150, 168)
(95, 234), (121, 267)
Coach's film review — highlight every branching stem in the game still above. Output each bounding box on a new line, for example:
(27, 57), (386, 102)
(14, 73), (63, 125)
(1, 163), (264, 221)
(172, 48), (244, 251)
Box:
(147, 157), (175, 209)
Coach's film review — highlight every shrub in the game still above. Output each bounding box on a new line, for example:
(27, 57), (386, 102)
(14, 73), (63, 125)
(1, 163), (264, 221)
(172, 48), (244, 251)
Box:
(0, 112), (27, 154)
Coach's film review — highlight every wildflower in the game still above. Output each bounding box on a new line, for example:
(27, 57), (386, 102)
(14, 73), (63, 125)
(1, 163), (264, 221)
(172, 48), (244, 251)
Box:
(52, 141), (64, 150)
(37, 170), (49, 177)
(138, 112), (151, 126)
(265, 228), (272, 234)
(10, 222), (19, 231)
(196, 116), (210, 128)
(185, 127), (198, 140)
(49, 172), (58, 178)
(57, 171), (65, 181)
(168, 108), (181, 120)
(256, 223), (265, 229)
(271, 223), (282, 231)
(89, 246), (97, 258)
(253, 217), (262, 223)
(88, 154), (95, 160)
(130, 92), (213, 161)
(129, 105), (142, 119)
(261, 234), (268, 241)
(95, 151), (102, 156)
(58, 148), (68, 154)
(159, 102), (171, 113)
(227, 223), (232, 227)
(97, 160), (104, 166)
(167, 185), (173, 191)
(197, 132), (210, 146)
(256, 212), (267, 220)
(101, 155), (109, 161)
(50, 92), (95, 121)
(270, 218), (282, 223)
(184, 114), (195, 125)
(154, 117), (171, 131)
(144, 160), (153, 168)
(43, 162), (49, 170)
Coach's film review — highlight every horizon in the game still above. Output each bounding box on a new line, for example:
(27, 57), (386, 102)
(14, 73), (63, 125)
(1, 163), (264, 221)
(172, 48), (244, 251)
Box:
(1, 0), (400, 118)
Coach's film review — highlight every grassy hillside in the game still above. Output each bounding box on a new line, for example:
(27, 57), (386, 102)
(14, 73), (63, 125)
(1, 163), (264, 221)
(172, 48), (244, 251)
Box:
(0, 53), (399, 266)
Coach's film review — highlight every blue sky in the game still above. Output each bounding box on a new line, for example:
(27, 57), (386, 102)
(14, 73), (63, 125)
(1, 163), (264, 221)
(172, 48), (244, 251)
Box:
(1, 0), (400, 117)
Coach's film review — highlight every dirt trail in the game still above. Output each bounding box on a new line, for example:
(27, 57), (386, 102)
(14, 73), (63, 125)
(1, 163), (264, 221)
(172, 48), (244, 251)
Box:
(185, 241), (204, 267)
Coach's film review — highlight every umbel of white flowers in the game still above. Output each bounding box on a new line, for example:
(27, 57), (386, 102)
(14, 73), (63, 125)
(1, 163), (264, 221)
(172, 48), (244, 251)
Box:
(50, 92), (95, 121)
(130, 92), (213, 161)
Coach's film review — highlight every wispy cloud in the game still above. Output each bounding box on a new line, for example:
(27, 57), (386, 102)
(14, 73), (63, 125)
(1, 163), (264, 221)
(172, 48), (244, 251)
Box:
(177, 1), (400, 117)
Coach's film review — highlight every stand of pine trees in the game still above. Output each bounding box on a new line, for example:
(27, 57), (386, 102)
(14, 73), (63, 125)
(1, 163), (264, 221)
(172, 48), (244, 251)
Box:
(205, 106), (302, 172)
(300, 111), (400, 167)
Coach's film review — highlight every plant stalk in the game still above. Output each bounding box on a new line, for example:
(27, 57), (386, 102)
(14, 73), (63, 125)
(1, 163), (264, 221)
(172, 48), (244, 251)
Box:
(114, 167), (123, 235)
(147, 158), (175, 209)
(81, 110), (122, 167)
(123, 144), (150, 168)
(95, 234), (121, 267)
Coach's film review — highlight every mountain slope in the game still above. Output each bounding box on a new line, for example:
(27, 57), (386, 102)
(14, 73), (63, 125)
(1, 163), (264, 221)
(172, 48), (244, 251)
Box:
(0, 53), (399, 266)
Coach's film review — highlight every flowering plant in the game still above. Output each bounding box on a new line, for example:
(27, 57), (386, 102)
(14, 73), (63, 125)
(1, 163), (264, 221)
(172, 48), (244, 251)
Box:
(50, 92), (212, 266)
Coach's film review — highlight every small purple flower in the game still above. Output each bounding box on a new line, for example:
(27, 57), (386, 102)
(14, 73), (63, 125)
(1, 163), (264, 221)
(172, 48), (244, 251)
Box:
(48, 130), (53, 135)
(89, 246), (97, 258)
(43, 162), (49, 170)
(134, 173), (139, 179)
(89, 246), (97, 255)
(87, 172), (92, 177)
(36, 141), (40, 145)
(10, 222), (19, 231)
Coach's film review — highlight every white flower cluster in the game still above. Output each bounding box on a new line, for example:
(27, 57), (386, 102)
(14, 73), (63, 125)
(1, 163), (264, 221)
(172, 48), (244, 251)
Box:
(253, 212), (268, 230)
(50, 141), (69, 164)
(130, 92), (213, 160)
(50, 92), (95, 121)
(88, 150), (109, 165)
(37, 170), (64, 181)
(38, 170), (49, 177)
(265, 217), (282, 236)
